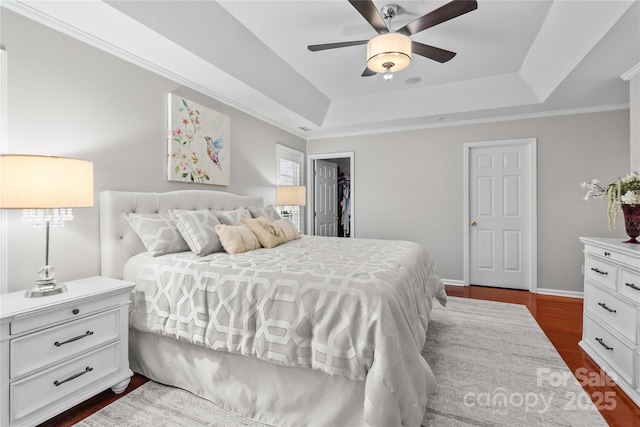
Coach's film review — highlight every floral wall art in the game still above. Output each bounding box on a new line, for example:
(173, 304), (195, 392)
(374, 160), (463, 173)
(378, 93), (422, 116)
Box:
(168, 94), (230, 185)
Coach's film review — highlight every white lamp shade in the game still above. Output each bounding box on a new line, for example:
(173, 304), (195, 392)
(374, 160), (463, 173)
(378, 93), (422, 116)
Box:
(0, 154), (94, 209)
(366, 33), (412, 73)
(277, 186), (306, 206)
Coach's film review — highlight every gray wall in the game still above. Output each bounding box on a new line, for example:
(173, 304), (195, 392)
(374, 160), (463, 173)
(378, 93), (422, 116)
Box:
(308, 110), (630, 293)
(1, 10), (305, 293)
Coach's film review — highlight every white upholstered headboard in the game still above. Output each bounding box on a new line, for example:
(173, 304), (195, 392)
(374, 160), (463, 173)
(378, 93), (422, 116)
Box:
(99, 190), (263, 279)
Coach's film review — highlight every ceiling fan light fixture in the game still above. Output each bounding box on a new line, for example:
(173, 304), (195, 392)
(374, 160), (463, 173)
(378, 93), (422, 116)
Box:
(366, 33), (411, 73)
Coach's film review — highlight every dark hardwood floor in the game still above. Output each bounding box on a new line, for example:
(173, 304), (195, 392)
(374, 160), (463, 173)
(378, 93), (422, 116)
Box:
(38, 284), (638, 426)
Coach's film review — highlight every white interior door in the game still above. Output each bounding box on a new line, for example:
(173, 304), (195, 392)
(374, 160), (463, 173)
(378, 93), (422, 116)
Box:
(314, 160), (338, 237)
(466, 139), (536, 290)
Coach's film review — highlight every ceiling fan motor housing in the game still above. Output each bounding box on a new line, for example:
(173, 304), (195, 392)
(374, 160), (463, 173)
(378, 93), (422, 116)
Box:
(366, 33), (412, 73)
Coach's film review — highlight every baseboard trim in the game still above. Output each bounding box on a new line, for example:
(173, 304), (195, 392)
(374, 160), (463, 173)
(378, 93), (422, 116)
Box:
(536, 288), (584, 299)
(442, 279), (465, 286)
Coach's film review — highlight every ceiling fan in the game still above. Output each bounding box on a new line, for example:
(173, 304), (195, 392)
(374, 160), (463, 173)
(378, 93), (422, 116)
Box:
(307, 0), (478, 80)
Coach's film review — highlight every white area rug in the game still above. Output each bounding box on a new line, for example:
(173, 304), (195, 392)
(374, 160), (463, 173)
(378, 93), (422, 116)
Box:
(421, 297), (608, 426)
(76, 297), (608, 427)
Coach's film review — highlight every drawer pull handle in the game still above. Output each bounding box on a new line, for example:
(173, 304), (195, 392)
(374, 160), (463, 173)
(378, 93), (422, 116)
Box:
(604, 251), (611, 257)
(72, 309), (80, 315)
(54, 331), (94, 347)
(597, 302), (616, 313)
(590, 267), (608, 275)
(625, 282), (640, 291)
(595, 337), (613, 351)
(54, 366), (93, 387)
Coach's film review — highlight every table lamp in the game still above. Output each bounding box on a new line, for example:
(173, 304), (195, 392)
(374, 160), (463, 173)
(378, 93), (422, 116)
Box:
(0, 154), (94, 297)
(277, 185), (306, 217)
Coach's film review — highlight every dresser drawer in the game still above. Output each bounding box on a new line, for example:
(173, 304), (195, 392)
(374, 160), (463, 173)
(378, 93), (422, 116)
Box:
(11, 293), (123, 335)
(10, 309), (120, 379)
(620, 267), (640, 303)
(584, 283), (637, 343)
(584, 242), (640, 269)
(585, 255), (617, 290)
(10, 342), (120, 423)
(584, 316), (635, 385)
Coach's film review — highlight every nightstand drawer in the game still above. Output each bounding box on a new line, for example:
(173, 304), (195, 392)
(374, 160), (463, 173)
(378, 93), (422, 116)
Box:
(584, 316), (634, 385)
(10, 342), (120, 423)
(585, 255), (617, 290)
(11, 292), (123, 335)
(620, 268), (640, 303)
(10, 309), (120, 379)
(585, 283), (636, 343)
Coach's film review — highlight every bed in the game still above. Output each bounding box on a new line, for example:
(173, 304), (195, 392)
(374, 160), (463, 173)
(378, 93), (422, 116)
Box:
(99, 189), (446, 427)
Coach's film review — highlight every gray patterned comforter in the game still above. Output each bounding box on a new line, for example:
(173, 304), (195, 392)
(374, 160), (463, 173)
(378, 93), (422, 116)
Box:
(125, 235), (446, 426)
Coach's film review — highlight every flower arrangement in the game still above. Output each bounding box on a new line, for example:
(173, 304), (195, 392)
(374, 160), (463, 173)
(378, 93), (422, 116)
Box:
(581, 170), (640, 230)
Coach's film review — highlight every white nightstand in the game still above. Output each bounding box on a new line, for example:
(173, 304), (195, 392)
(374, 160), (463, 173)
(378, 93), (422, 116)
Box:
(0, 276), (135, 426)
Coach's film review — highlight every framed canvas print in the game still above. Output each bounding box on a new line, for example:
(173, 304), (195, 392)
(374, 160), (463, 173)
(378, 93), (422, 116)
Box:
(168, 94), (230, 185)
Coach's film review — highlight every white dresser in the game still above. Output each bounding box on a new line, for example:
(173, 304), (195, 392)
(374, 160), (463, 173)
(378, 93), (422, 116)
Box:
(0, 276), (135, 426)
(579, 237), (640, 407)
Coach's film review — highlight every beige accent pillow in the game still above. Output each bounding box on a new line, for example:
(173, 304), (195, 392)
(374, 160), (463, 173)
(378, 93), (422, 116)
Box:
(272, 218), (301, 241)
(244, 217), (287, 249)
(244, 217), (301, 248)
(214, 224), (261, 254)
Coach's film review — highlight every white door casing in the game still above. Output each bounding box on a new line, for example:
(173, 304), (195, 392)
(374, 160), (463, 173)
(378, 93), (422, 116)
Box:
(464, 139), (537, 291)
(314, 159), (338, 237)
(306, 152), (355, 238)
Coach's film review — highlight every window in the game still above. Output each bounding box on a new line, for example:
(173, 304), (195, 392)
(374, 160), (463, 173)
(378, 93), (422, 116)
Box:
(276, 144), (304, 231)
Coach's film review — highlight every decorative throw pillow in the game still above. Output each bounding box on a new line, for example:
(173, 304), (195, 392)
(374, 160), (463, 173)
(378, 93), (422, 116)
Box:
(272, 218), (302, 241)
(214, 209), (252, 225)
(244, 217), (287, 249)
(171, 209), (222, 256)
(247, 205), (282, 221)
(215, 224), (261, 254)
(124, 212), (190, 257)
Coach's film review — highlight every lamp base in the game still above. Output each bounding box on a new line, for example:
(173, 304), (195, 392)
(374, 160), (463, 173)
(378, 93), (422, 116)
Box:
(23, 265), (67, 298)
(24, 281), (67, 298)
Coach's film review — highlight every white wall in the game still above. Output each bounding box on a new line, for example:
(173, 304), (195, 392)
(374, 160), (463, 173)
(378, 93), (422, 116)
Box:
(1, 10), (305, 293)
(308, 110), (630, 293)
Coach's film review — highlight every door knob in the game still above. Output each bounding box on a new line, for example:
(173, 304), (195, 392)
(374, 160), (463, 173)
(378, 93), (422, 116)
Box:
(470, 221), (477, 226)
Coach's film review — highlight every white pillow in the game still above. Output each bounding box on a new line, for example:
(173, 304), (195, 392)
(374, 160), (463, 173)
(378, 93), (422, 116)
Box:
(215, 224), (261, 255)
(214, 209), (252, 225)
(171, 209), (222, 256)
(124, 212), (190, 257)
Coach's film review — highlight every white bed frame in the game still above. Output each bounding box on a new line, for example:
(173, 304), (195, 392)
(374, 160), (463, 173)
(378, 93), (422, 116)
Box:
(99, 190), (365, 427)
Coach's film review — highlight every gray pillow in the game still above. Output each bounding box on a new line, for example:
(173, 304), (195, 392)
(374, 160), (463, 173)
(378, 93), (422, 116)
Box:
(247, 205), (282, 221)
(124, 212), (190, 257)
(214, 209), (251, 225)
(171, 209), (223, 256)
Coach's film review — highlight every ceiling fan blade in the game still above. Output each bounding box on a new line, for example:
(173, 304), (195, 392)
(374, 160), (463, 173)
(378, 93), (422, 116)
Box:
(308, 40), (368, 51)
(361, 67), (376, 77)
(348, 0), (389, 34)
(397, 0), (478, 36)
(412, 41), (457, 63)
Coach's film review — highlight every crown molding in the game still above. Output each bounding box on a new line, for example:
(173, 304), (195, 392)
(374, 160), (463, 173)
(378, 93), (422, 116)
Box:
(622, 63), (640, 81)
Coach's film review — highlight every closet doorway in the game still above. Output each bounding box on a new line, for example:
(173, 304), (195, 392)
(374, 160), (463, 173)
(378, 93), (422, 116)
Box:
(306, 152), (354, 238)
